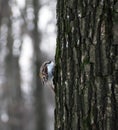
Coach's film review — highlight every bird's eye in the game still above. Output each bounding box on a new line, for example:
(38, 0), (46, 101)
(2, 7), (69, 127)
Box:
(48, 61), (51, 64)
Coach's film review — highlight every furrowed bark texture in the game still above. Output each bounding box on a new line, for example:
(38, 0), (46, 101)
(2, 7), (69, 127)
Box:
(54, 0), (118, 130)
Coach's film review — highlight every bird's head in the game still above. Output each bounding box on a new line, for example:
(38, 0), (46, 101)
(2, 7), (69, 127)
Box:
(39, 61), (54, 85)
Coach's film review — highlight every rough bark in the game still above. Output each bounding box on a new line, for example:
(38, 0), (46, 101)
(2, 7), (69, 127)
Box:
(54, 0), (118, 130)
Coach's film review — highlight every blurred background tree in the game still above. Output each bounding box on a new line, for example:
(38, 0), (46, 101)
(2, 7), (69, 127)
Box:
(55, 0), (118, 130)
(0, 0), (56, 130)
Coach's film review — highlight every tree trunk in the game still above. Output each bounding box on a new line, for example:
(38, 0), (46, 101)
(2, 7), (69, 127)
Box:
(54, 0), (118, 130)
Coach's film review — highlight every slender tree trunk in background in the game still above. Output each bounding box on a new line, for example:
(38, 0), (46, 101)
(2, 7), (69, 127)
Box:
(6, 49), (23, 130)
(54, 0), (118, 130)
(32, 0), (47, 130)
(5, 13), (23, 130)
(0, 0), (23, 129)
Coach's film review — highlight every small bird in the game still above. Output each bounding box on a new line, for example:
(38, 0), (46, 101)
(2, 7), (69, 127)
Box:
(39, 61), (55, 91)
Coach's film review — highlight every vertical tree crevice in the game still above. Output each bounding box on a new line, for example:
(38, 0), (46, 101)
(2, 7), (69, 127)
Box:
(55, 0), (118, 130)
